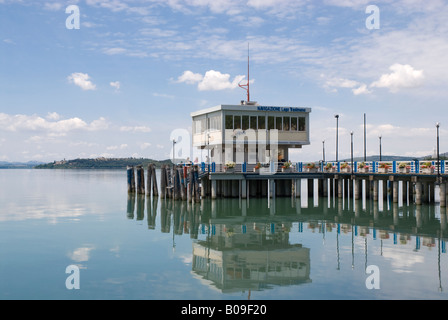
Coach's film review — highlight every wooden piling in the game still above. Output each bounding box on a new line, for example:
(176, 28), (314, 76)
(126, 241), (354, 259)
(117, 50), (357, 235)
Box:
(136, 165), (145, 195)
(127, 166), (135, 193)
(146, 164), (152, 196)
(160, 165), (167, 199)
(151, 164), (159, 197)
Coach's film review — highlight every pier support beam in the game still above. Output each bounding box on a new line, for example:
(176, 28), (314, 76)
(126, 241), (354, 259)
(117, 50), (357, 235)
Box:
(393, 180), (399, 203)
(354, 179), (360, 200)
(211, 180), (217, 199)
(415, 181), (422, 205)
(338, 178), (342, 198)
(373, 180), (379, 201)
(440, 182), (446, 207)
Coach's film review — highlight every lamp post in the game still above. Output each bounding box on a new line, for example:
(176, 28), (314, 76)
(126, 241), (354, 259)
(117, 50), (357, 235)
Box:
(436, 122), (440, 180)
(379, 135), (382, 162)
(322, 140), (326, 163)
(172, 139), (177, 167)
(364, 113), (367, 162)
(351, 131), (354, 174)
(335, 114), (339, 162)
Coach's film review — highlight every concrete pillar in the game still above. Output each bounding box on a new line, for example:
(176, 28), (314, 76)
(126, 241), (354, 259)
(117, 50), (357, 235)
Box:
(338, 178), (343, 198)
(211, 180), (217, 199)
(323, 178), (328, 197)
(393, 180), (399, 203)
(415, 181), (422, 205)
(373, 180), (379, 201)
(232, 180), (239, 198)
(353, 179), (360, 200)
(295, 179), (301, 198)
(440, 182), (446, 207)
(241, 179), (247, 199)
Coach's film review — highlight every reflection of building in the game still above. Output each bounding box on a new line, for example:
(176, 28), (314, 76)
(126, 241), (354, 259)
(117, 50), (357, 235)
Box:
(192, 221), (311, 293)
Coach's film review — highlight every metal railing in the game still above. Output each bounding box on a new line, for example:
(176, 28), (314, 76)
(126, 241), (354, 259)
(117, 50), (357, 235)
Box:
(197, 160), (446, 175)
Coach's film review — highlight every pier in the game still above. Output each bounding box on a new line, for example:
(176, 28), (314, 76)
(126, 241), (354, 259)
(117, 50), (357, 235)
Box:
(126, 159), (448, 207)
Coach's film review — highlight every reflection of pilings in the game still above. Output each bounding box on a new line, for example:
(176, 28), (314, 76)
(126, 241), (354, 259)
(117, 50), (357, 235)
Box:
(135, 195), (144, 220)
(147, 197), (158, 230)
(127, 193), (136, 219)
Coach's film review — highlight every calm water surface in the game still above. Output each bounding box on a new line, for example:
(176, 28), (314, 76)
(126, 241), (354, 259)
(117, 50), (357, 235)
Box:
(1, 169), (448, 300)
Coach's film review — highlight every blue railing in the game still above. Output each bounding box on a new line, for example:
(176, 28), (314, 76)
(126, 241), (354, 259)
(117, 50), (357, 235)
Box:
(197, 160), (446, 175)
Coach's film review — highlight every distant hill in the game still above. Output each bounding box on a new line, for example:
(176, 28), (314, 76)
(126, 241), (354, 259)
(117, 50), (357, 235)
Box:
(0, 161), (44, 169)
(34, 158), (172, 169)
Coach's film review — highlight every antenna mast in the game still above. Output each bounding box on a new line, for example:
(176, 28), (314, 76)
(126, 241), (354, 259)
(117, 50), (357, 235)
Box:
(239, 43), (250, 102)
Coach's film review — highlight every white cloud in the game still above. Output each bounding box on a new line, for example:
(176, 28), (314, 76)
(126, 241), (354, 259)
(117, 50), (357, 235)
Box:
(106, 144), (127, 150)
(352, 84), (372, 95)
(0, 113), (108, 133)
(177, 70), (246, 91)
(140, 142), (151, 150)
(103, 47), (127, 55)
(43, 2), (63, 11)
(177, 70), (203, 84)
(46, 112), (60, 121)
(110, 81), (121, 91)
(67, 73), (97, 91)
(370, 64), (424, 92)
(119, 126), (151, 133)
(324, 76), (371, 95)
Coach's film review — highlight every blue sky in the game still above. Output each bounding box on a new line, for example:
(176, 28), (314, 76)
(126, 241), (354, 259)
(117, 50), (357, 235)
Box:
(1, 0), (447, 163)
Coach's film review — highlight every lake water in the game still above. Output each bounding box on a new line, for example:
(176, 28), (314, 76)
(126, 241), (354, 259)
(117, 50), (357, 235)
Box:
(1, 169), (448, 300)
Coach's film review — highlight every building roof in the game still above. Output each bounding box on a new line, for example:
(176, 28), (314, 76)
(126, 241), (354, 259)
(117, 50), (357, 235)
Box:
(191, 104), (312, 117)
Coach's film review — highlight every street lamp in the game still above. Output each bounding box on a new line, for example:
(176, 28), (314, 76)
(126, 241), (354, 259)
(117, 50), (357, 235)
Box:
(351, 131), (354, 174)
(172, 139), (177, 167)
(322, 140), (326, 163)
(436, 122), (440, 180)
(335, 114), (339, 162)
(379, 135), (382, 162)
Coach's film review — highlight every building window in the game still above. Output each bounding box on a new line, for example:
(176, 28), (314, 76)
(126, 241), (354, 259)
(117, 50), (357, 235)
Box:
(258, 116), (266, 129)
(209, 115), (221, 131)
(268, 116), (275, 130)
(250, 116), (257, 130)
(299, 117), (306, 131)
(284, 116), (290, 131)
(276, 117), (283, 131)
(234, 115), (241, 129)
(194, 119), (201, 134)
(242, 116), (249, 130)
(291, 117), (298, 131)
(225, 115), (233, 130)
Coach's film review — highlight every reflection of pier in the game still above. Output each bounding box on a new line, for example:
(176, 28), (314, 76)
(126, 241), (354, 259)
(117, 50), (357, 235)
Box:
(125, 191), (448, 293)
(191, 220), (311, 293)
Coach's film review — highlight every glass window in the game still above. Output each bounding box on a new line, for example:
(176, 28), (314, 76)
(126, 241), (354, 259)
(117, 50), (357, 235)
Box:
(276, 117), (283, 131)
(225, 115), (233, 130)
(209, 115), (221, 131)
(242, 116), (249, 130)
(194, 119), (201, 134)
(234, 115), (241, 129)
(250, 116), (257, 130)
(268, 116), (275, 130)
(299, 117), (306, 131)
(284, 116), (290, 131)
(291, 117), (298, 131)
(258, 116), (266, 129)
